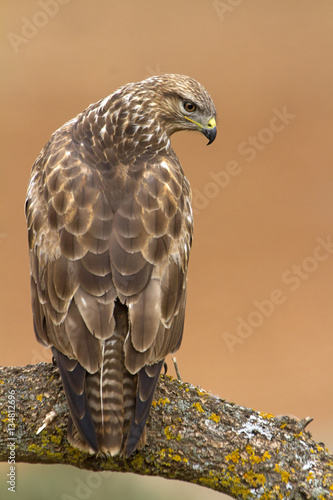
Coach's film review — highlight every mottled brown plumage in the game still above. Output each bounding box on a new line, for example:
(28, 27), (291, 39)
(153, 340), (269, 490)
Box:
(25, 74), (217, 456)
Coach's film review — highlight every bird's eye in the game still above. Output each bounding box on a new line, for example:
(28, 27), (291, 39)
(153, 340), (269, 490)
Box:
(184, 101), (196, 113)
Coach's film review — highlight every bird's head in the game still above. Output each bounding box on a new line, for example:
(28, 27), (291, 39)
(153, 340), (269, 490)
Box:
(180, 100), (217, 145)
(144, 74), (217, 145)
(100, 74), (217, 158)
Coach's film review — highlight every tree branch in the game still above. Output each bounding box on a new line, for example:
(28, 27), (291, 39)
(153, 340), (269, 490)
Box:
(0, 363), (332, 499)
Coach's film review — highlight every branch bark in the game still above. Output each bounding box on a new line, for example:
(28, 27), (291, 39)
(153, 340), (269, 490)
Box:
(0, 363), (332, 499)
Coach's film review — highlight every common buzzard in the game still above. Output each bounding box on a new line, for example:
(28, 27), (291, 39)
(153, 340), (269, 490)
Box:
(25, 74), (217, 456)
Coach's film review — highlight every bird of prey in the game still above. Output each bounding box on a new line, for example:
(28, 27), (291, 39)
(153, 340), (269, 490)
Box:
(25, 74), (217, 457)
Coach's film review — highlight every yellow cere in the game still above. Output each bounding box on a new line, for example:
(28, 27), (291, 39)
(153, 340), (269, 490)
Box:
(207, 117), (216, 128)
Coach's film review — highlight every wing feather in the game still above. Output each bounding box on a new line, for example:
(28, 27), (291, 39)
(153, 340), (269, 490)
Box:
(129, 280), (161, 353)
(27, 128), (116, 375)
(109, 231), (148, 275)
(74, 287), (116, 340)
(111, 262), (153, 298)
(122, 155), (193, 377)
(53, 256), (77, 301)
(64, 301), (102, 372)
(60, 228), (88, 260)
(80, 250), (110, 276)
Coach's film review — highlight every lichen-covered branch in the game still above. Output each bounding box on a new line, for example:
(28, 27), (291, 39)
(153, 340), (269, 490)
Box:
(0, 363), (332, 499)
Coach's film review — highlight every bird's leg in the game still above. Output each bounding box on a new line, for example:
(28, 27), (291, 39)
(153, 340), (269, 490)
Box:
(172, 357), (182, 381)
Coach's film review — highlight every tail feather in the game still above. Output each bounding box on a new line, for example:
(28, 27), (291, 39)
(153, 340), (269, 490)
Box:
(125, 359), (164, 457)
(122, 370), (137, 438)
(86, 335), (128, 454)
(51, 347), (98, 453)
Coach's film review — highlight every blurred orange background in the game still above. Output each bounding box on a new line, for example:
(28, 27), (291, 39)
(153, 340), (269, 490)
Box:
(1, 1), (333, 499)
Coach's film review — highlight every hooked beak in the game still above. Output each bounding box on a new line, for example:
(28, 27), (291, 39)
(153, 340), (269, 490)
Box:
(184, 115), (217, 145)
(202, 117), (217, 145)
